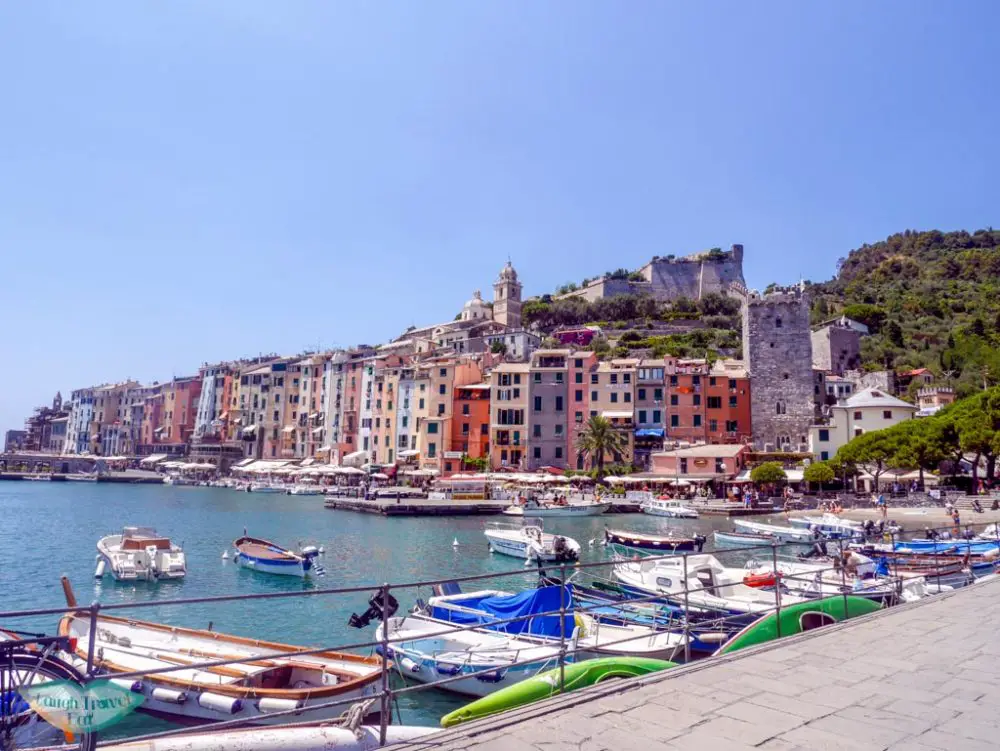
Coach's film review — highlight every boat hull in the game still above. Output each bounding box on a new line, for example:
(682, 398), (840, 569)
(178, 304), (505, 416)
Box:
(510, 502), (611, 517)
(484, 531), (579, 563)
(235, 551), (310, 577)
(102, 725), (434, 751)
(604, 528), (704, 552)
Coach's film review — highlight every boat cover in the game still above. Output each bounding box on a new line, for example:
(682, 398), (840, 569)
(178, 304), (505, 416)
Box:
(430, 586), (575, 638)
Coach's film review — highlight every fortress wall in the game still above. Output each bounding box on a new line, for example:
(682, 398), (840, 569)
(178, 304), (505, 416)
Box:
(644, 254), (746, 301)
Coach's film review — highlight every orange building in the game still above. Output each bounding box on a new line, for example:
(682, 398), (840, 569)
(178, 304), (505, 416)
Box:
(448, 383), (491, 473)
(665, 358), (751, 445)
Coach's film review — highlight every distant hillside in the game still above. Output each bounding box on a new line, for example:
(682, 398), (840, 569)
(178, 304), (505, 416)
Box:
(809, 229), (1000, 396)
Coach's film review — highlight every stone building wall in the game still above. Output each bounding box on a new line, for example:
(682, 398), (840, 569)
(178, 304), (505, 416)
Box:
(811, 324), (861, 375)
(738, 283), (815, 451)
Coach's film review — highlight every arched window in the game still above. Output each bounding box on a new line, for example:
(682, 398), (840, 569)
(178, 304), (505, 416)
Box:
(776, 401), (786, 415)
(775, 317), (783, 328)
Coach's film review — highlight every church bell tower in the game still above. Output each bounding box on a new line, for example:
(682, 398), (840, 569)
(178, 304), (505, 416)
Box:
(492, 262), (522, 329)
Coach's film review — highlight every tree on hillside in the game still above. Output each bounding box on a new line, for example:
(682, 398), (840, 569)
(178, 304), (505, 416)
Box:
(803, 461), (835, 493)
(576, 416), (627, 480)
(887, 419), (947, 489)
(490, 340), (507, 356)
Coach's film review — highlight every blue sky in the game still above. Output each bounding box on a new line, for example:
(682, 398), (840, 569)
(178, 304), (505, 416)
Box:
(1, 1), (997, 434)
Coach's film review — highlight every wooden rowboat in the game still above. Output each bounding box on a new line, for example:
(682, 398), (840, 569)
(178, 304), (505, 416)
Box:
(233, 535), (323, 578)
(604, 528), (706, 552)
(58, 578), (382, 726)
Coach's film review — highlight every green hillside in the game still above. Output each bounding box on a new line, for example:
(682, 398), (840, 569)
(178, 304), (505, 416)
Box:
(809, 229), (1000, 397)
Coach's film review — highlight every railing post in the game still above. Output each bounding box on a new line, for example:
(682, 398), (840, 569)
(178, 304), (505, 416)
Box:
(86, 601), (100, 677)
(682, 552), (691, 662)
(378, 582), (390, 747)
(771, 541), (781, 638)
(838, 536), (848, 616)
(558, 563), (567, 693)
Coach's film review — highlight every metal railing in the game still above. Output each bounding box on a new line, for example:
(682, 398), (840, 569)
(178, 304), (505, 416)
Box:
(4, 518), (999, 749)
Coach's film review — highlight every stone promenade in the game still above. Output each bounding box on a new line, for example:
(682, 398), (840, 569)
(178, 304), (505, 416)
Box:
(401, 576), (1000, 751)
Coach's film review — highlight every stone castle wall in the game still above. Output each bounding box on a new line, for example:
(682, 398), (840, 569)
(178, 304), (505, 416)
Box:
(738, 284), (815, 451)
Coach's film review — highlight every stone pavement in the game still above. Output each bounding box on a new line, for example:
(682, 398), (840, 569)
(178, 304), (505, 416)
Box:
(399, 576), (1000, 751)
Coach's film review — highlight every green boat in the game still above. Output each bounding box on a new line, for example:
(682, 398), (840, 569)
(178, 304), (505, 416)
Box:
(716, 595), (882, 655)
(440, 656), (676, 728)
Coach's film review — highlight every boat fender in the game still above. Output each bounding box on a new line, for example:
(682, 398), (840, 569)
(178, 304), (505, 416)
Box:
(257, 697), (304, 713)
(94, 560), (106, 579)
(435, 662), (462, 676)
(110, 679), (144, 694)
(197, 692), (243, 714)
(474, 668), (506, 683)
(150, 687), (188, 704)
(400, 656), (421, 673)
(573, 613), (588, 638)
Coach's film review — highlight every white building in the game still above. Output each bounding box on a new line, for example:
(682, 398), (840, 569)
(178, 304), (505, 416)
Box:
(809, 387), (918, 462)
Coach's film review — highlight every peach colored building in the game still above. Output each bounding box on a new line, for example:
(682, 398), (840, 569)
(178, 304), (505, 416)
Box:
(489, 362), (530, 470)
(650, 443), (750, 482)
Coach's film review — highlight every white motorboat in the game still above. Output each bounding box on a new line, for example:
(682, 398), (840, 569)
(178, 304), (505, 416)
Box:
(96, 527), (187, 581)
(732, 519), (815, 543)
(640, 498), (699, 519)
(788, 514), (864, 539)
(613, 553), (811, 616)
(376, 614), (565, 697)
(423, 587), (687, 661)
(59, 596), (383, 726)
(102, 724), (436, 751)
(484, 522), (580, 563)
(249, 483), (287, 493)
(288, 485), (325, 495)
(502, 498), (611, 517)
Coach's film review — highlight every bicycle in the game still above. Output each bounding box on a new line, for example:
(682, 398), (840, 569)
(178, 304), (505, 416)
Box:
(0, 631), (96, 751)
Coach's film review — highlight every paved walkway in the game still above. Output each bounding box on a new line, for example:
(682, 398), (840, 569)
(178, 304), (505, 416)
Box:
(401, 576), (1000, 751)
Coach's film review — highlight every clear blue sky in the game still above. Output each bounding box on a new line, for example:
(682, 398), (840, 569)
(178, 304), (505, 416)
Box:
(2, 1), (997, 435)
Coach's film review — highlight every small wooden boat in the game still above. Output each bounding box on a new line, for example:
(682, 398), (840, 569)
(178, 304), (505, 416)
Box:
(604, 528), (706, 553)
(733, 519), (814, 543)
(713, 530), (778, 547)
(97, 526), (187, 581)
(233, 536), (324, 578)
(440, 657), (675, 727)
(640, 498), (699, 519)
(58, 579), (382, 726)
(484, 522), (580, 563)
(716, 595), (882, 655)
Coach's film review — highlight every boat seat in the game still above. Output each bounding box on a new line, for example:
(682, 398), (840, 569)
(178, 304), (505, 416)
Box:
(237, 542), (296, 561)
(121, 538), (171, 551)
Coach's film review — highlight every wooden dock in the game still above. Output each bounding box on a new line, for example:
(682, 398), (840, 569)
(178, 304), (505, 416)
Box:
(324, 496), (511, 516)
(0, 471), (164, 484)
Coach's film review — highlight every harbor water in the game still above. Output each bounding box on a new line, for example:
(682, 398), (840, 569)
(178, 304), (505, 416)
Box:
(0, 482), (772, 733)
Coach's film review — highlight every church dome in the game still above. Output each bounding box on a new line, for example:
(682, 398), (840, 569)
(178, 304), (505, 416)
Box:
(460, 290), (489, 321)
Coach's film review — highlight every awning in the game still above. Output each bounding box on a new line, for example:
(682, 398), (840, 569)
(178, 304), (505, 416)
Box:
(635, 428), (665, 438)
(233, 417), (243, 425)
(139, 454), (168, 467)
(342, 450), (369, 468)
(233, 457), (255, 468)
(154, 426), (168, 435)
(282, 425), (295, 433)
(219, 411), (229, 420)
(399, 450), (420, 458)
(317, 446), (332, 453)
(602, 411), (634, 419)
(309, 412), (319, 419)
(300, 457), (316, 466)
(242, 425), (258, 436)
(312, 427), (324, 435)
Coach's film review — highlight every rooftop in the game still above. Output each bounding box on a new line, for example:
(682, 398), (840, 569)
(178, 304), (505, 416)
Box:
(652, 443), (748, 459)
(843, 387), (917, 410)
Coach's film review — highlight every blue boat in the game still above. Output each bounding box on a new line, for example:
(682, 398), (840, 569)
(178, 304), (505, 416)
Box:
(233, 535), (324, 578)
(890, 539), (1000, 556)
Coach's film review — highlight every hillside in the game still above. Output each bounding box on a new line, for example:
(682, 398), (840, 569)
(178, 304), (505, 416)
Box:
(809, 229), (1000, 397)
(526, 229), (1000, 397)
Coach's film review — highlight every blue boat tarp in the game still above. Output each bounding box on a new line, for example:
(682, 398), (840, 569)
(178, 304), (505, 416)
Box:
(635, 428), (665, 437)
(430, 586), (575, 638)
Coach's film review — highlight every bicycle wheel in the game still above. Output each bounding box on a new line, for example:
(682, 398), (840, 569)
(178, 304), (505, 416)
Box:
(0, 652), (96, 751)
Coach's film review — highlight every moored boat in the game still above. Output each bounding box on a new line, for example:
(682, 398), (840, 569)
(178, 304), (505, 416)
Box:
(502, 499), (611, 517)
(640, 498), (699, 519)
(713, 529), (777, 547)
(233, 535), (325, 578)
(788, 514), (865, 539)
(58, 579), (384, 727)
(604, 528), (706, 553)
(440, 657), (676, 728)
(248, 483), (287, 493)
(484, 522), (580, 563)
(732, 519), (815, 543)
(375, 615), (565, 698)
(96, 526), (187, 582)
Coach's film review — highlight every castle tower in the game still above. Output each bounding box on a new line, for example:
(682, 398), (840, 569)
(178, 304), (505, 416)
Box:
(739, 284), (814, 452)
(493, 261), (522, 329)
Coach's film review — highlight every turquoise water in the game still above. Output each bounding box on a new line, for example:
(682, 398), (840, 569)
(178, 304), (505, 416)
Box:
(0, 482), (751, 733)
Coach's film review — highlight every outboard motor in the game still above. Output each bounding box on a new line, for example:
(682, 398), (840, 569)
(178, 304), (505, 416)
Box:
(552, 536), (578, 563)
(693, 534), (707, 553)
(348, 589), (400, 629)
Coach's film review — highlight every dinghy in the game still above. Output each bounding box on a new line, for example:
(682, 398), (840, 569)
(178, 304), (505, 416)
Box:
(233, 535), (324, 578)
(483, 522), (580, 563)
(96, 526), (187, 582)
(732, 519), (815, 543)
(503, 498), (611, 517)
(604, 528), (706, 553)
(713, 529), (777, 547)
(58, 579), (382, 726)
(375, 615), (565, 698)
(787, 514), (865, 539)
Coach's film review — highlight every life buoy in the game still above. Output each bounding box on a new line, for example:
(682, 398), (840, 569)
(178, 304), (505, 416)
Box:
(743, 572), (778, 588)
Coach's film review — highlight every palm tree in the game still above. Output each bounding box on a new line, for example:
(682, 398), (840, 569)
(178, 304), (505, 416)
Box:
(576, 415), (628, 480)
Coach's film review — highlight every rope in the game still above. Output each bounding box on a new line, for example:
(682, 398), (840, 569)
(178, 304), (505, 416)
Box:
(338, 698), (377, 739)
